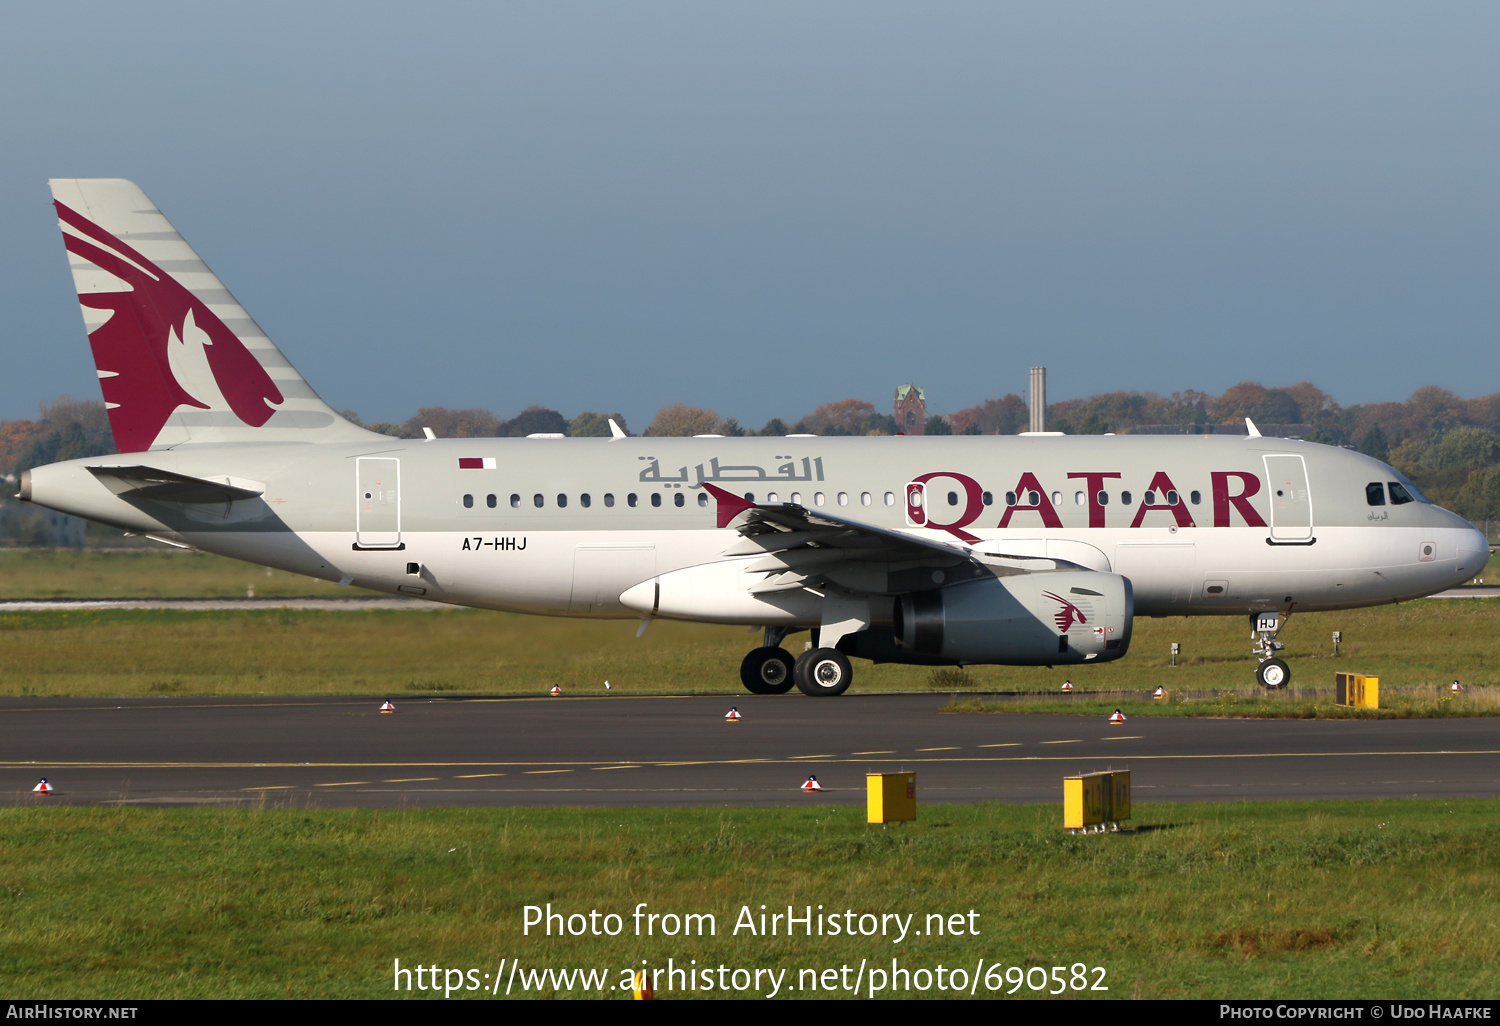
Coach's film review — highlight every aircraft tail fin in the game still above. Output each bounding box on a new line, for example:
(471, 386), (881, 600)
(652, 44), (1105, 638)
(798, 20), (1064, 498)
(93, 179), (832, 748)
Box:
(48, 179), (377, 452)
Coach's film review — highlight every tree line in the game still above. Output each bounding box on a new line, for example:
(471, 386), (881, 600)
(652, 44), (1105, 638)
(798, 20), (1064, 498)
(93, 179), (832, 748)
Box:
(8, 382), (1500, 522)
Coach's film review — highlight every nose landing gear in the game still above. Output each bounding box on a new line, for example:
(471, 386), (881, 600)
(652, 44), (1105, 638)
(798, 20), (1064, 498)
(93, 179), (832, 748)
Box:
(1252, 610), (1292, 689)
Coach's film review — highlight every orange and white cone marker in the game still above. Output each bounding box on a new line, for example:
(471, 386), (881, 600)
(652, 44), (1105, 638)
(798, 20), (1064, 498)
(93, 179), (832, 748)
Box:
(32, 778), (53, 795)
(549, 685), (562, 697)
(1152, 686), (1166, 700)
(1452, 680), (1464, 693)
(1109, 709), (1127, 724)
(379, 700), (395, 713)
(801, 775), (822, 792)
(725, 707), (741, 722)
(633, 968), (654, 1000)
(1060, 680), (1073, 692)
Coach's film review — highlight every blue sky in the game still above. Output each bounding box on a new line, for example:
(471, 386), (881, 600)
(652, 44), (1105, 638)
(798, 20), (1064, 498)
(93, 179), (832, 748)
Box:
(2, 2), (1497, 429)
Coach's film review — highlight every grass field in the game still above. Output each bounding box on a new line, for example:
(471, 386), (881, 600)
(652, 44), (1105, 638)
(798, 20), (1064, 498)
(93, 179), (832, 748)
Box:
(0, 549), (1497, 699)
(945, 685), (1500, 719)
(1, 599), (1498, 699)
(0, 799), (1495, 999)
(0, 548), (382, 599)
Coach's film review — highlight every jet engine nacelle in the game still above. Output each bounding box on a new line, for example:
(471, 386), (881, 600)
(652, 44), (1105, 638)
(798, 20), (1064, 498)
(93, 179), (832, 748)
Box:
(894, 571), (1133, 665)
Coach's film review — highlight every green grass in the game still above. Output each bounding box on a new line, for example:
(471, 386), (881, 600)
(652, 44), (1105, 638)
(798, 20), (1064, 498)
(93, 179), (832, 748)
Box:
(0, 800), (1495, 999)
(0, 548), (381, 599)
(0, 550), (1498, 698)
(945, 685), (1500, 719)
(1, 598), (1500, 698)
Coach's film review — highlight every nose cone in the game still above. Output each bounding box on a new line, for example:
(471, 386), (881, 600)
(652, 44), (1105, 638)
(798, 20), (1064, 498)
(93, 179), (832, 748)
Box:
(1457, 524), (1490, 577)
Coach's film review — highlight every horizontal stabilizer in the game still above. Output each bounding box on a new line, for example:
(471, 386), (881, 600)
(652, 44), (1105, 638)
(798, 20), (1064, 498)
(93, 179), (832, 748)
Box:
(87, 465), (263, 505)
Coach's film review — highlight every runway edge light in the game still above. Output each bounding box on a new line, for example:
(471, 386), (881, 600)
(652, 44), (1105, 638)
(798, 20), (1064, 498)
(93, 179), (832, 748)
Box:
(1109, 709), (1126, 724)
(725, 707), (741, 722)
(801, 775), (822, 792)
(549, 685), (561, 697)
(32, 778), (53, 795)
(379, 700), (394, 713)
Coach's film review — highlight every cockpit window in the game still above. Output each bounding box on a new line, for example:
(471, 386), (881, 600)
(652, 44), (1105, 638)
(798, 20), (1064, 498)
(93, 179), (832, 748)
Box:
(1388, 481), (1416, 505)
(1366, 482), (1386, 506)
(1393, 472), (1430, 503)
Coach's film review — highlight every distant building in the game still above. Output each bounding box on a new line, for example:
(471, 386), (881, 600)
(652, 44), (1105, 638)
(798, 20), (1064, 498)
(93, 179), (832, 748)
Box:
(894, 384), (926, 435)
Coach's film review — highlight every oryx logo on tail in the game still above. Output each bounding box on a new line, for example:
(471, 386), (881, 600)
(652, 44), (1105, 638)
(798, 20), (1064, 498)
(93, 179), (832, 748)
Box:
(53, 201), (283, 452)
(1042, 591), (1088, 633)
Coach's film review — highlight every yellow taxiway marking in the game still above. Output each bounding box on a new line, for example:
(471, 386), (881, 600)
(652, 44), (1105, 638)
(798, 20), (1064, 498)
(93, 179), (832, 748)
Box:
(453, 773), (506, 779)
(851, 750), (896, 755)
(383, 777), (439, 782)
(523, 769), (574, 775)
(789, 754), (837, 759)
(916, 746), (960, 752)
(314, 781), (370, 787)
(592, 765), (641, 771)
(243, 786), (294, 791)
(1040, 740), (1083, 745)
(1104, 736), (1145, 741)
(979, 743), (1021, 748)
(9, 750), (1500, 771)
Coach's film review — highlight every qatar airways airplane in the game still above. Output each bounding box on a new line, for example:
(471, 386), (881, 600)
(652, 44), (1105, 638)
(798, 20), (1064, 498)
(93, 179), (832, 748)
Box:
(20, 180), (1488, 696)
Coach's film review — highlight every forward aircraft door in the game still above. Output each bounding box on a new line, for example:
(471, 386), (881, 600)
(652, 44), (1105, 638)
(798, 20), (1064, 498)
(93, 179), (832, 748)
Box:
(355, 457), (401, 548)
(1263, 455), (1313, 542)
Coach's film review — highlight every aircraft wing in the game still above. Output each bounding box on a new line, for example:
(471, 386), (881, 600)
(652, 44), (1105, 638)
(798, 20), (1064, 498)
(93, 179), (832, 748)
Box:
(699, 482), (1068, 596)
(87, 465), (264, 505)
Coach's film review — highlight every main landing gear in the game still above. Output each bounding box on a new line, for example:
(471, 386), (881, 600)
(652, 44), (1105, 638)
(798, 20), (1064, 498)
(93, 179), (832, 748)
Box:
(1252, 611), (1292, 689)
(739, 628), (853, 696)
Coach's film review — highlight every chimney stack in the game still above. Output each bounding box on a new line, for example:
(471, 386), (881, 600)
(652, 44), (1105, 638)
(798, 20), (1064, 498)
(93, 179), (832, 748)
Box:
(1028, 367), (1046, 433)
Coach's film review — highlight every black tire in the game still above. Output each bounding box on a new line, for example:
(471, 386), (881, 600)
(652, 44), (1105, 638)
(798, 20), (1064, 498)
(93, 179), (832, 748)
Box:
(740, 647), (796, 694)
(1257, 658), (1291, 689)
(794, 648), (853, 696)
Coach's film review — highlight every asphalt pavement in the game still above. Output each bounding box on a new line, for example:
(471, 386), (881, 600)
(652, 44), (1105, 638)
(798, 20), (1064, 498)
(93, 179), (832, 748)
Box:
(3, 693), (1497, 808)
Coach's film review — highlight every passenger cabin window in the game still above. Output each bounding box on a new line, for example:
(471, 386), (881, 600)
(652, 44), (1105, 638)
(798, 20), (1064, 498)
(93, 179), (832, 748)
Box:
(947, 491), (959, 506)
(510, 494), (520, 508)
(463, 494), (473, 508)
(673, 493), (684, 507)
(1190, 490), (1201, 505)
(486, 494), (497, 508)
(1145, 491), (1156, 505)
(604, 493), (615, 507)
(557, 494), (567, 508)
(651, 493), (662, 507)
(698, 492), (709, 507)
(533, 494), (544, 508)
(580, 493), (591, 508)
(1388, 481), (1416, 505)
(982, 491), (993, 506)
(628, 493), (638, 508)
(1027, 490), (1040, 505)
(1005, 491), (1016, 506)
(1121, 491), (1132, 505)
(1097, 491), (1109, 505)
(1367, 482), (1387, 506)
(1166, 490), (1178, 505)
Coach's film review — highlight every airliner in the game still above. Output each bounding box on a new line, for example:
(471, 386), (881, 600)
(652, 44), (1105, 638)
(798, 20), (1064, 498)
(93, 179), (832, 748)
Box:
(20, 180), (1487, 696)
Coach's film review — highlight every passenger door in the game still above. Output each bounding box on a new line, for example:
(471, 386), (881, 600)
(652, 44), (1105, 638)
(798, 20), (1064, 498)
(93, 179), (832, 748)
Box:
(355, 457), (402, 548)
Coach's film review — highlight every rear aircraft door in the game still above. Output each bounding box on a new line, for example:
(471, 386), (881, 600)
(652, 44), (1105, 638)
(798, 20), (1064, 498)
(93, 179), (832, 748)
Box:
(355, 457), (401, 548)
(1263, 455), (1313, 542)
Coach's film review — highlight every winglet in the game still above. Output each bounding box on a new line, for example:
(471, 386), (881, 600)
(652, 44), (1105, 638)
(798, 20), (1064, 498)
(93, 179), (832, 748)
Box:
(698, 482), (757, 528)
(608, 418), (627, 439)
(1245, 417), (1262, 438)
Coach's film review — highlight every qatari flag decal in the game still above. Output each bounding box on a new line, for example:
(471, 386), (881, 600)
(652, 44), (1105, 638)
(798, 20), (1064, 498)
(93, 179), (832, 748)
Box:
(458, 458), (497, 470)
